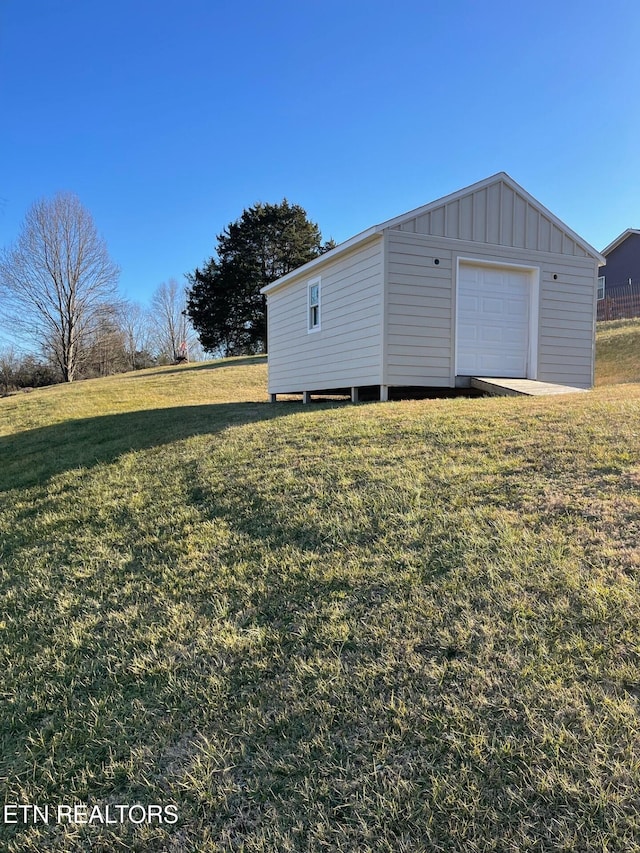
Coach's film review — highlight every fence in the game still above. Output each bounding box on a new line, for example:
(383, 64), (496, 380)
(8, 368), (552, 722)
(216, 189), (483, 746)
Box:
(597, 281), (640, 321)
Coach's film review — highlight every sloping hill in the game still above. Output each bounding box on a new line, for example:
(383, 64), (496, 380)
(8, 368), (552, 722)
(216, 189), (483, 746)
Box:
(1, 357), (640, 851)
(596, 318), (640, 385)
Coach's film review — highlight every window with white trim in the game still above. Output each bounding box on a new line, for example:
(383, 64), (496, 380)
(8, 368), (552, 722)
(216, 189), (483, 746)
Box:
(308, 277), (321, 331)
(597, 276), (605, 300)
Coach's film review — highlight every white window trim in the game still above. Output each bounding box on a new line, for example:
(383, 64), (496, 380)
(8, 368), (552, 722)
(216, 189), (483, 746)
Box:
(307, 276), (321, 333)
(597, 276), (605, 301)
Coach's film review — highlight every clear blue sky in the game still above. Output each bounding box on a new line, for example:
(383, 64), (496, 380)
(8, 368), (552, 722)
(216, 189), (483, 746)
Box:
(1, 0), (639, 307)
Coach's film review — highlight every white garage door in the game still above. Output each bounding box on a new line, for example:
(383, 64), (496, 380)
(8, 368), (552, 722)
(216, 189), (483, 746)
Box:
(457, 263), (530, 377)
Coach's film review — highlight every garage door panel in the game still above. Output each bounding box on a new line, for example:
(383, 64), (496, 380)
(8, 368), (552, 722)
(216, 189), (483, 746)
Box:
(503, 327), (525, 344)
(459, 324), (477, 342)
(504, 354), (526, 372)
(481, 297), (505, 314)
(482, 327), (502, 343)
(478, 353), (507, 372)
(459, 295), (479, 312)
(457, 263), (530, 378)
(484, 272), (503, 286)
(507, 297), (527, 313)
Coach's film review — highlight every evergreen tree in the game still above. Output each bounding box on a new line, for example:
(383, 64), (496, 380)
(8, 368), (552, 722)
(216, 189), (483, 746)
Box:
(186, 200), (334, 356)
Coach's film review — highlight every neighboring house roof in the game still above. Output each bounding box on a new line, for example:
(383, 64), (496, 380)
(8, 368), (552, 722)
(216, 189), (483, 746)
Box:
(601, 229), (640, 258)
(261, 172), (604, 295)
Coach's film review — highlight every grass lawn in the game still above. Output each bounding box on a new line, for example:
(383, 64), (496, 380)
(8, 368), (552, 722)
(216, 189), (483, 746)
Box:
(596, 319), (640, 386)
(1, 330), (640, 851)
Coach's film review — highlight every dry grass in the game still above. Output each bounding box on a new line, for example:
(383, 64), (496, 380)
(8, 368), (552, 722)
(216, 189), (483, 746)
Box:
(596, 318), (640, 386)
(1, 347), (640, 851)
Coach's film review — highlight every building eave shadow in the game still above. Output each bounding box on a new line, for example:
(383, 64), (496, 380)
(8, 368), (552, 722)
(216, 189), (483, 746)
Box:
(1, 400), (317, 492)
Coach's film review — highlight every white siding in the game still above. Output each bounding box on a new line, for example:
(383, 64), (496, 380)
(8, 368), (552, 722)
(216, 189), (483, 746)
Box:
(385, 232), (454, 386)
(266, 237), (384, 393)
(392, 179), (590, 258)
(264, 175), (599, 397)
(538, 265), (596, 388)
(385, 230), (597, 389)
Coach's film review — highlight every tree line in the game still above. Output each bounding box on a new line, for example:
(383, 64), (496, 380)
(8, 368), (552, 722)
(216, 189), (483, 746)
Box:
(0, 276), (200, 393)
(0, 192), (333, 390)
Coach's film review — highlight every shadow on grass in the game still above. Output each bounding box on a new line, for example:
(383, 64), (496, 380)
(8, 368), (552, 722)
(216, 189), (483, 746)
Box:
(1, 400), (307, 492)
(123, 354), (268, 379)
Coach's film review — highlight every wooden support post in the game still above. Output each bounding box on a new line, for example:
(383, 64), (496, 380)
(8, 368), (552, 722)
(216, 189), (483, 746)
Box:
(351, 386), (359, 403)
(379, 385), (389, 402)
(302, 391), (311, 404)
(269, 393), (277, 403)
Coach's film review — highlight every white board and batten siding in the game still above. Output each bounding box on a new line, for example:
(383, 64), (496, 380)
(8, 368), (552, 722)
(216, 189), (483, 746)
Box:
(391, 179), (591, 256)
(263, 173), (603, 397)
(265, 237), (384, 394)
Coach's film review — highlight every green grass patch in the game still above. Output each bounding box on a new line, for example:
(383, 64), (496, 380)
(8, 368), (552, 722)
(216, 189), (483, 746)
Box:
(1, 356), (640, 850)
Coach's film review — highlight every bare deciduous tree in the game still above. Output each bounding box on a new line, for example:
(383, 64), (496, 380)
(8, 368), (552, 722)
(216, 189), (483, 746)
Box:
(0, 192), (119, 381)
(82, 302), (129, 377)
(150, 279), (194, 363)
(0, 347), (18, 395)
(121, 300), (154, 371)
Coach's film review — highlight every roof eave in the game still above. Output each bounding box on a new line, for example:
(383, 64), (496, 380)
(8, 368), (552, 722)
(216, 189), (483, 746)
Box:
(260, 227), (383, 295)
(262, 173), (605, 294)
(378, 171), (604, 263)
(601, 229), (640, 258)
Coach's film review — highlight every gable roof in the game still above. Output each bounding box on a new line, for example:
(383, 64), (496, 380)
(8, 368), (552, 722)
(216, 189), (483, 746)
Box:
(601, 229), (640, 257)
(261, 172), (603, 295)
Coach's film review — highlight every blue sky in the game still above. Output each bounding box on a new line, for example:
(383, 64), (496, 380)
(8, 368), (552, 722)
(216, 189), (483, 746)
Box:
(1, 0), (639, 308)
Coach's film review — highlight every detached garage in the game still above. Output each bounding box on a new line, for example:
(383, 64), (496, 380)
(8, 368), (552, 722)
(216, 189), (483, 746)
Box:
(261, 173), (604, 401)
